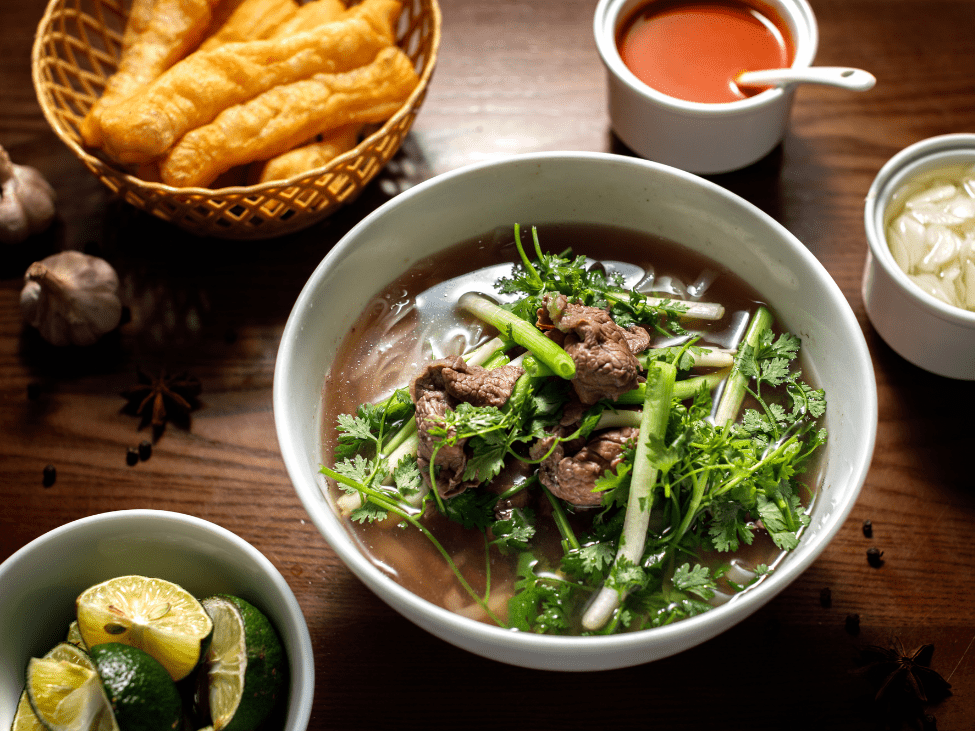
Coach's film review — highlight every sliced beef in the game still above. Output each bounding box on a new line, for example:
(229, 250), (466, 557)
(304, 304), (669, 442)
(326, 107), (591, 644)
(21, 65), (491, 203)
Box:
(623, 324), (651, 355)
(440, 358), (524, 407)
(412, 358), (470, 498)
(410, 355), (524, 498)
(558, 391), (589, 429)
(531, 427), (638, 507)
(538, 294), (642, 405)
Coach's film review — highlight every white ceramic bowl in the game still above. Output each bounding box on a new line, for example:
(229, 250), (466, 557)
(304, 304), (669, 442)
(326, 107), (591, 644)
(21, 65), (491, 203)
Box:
(862, 133), (975, 380)
(274, 151), (877, 671)
(0, 510), (314, 729)
(593, 0), (818, 174)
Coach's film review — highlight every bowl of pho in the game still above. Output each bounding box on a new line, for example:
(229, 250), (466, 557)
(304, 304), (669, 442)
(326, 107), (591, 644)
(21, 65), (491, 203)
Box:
(274, 151), (877, 671)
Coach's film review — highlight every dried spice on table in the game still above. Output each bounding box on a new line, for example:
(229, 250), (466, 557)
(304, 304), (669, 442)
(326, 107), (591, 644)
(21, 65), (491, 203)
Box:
(121, 368), (201, 440)
(856, 638), (952, 727)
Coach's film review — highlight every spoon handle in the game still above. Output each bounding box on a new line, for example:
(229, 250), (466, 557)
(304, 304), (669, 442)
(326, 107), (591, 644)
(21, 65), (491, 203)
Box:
(736, 66), (877, 91)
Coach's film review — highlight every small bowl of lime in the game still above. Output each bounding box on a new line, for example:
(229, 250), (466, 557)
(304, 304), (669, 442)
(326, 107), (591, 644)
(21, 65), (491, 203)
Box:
(0, 509), (313, 731)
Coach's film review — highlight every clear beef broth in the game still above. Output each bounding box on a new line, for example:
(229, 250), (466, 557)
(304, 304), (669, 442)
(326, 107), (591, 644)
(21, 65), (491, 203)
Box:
(321, 223), (807, 626)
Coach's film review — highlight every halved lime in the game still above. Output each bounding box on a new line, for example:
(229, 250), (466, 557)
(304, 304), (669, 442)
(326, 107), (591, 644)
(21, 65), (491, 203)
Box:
(198, 596), (286, 731)
(90, 643), (182, 731)
(24, 642), (117, 731)
(76, 576), (213, 682)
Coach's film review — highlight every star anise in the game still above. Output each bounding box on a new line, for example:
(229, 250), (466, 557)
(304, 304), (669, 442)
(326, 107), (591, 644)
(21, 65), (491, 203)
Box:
(859, 638), (952, 706)
(121, 368), (201, 439)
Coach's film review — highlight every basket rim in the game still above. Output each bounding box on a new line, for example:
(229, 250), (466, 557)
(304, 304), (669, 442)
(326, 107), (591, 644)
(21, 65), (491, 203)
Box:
(30, 0), (442, 198)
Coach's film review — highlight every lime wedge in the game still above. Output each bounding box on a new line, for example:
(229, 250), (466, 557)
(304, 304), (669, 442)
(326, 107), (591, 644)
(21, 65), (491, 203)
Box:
(15, 642), (109, 731)
(24, 643), (117, 731)
(11, 689), (45, 731)
(65, 621), (87, 650)
(199, 596), (286, 731)
(89, 643), (182, 731)
(76, 576), (213, 682)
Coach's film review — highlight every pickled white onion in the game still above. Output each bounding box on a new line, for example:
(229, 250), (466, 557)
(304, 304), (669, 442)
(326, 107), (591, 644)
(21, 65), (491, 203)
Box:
(884, 162), (975, 312)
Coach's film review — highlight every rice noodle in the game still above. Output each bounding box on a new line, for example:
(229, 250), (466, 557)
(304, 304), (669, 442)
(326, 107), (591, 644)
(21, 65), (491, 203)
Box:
(884, 162), (975, 311)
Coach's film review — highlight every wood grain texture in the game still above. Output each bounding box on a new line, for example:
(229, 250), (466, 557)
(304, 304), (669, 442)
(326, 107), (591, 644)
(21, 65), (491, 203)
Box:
(2, 0), (974, 729)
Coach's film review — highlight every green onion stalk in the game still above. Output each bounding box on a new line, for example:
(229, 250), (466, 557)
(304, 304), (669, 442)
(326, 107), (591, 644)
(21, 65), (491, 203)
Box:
(582, 360), (677, 631)
(459, 292), (576, 379)
(713, 306), (773, 427)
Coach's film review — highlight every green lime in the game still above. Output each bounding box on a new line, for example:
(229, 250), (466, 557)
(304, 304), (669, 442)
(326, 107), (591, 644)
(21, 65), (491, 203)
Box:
(198, 596), (286, 731)
(76, 576), (213, 681)
(89, 643), (182, 731)
(24, 642), (117, 731)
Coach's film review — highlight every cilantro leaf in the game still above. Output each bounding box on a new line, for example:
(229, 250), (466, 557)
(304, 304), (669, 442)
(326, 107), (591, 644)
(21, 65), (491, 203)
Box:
(671, 562), (717, 600)
(707, 500), (755, 552)
(561, 542), (615, 581)
(440, 489), (497, 531)
(334, 389), (414, 460)
(331, 454), (385, 490)
(490, 508), (536, 554)
(508, 552), (574, 634)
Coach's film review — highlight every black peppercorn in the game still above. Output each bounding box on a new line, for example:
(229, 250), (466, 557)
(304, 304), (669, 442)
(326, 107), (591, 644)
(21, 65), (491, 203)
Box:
(138, 440), (152, 461)
(819, 587), (832, 608)
(862, 519), (873, 538)
(42, 464), (56, 487)
(845, 613), (860, 635)
(126, 447), (139, 466)
(867, 546), (884, 568)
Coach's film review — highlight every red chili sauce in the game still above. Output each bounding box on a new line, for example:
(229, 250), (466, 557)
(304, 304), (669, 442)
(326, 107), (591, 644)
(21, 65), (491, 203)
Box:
(617, 0), (794, 103)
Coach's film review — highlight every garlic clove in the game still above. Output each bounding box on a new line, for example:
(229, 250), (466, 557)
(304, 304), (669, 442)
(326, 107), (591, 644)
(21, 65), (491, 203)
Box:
(0, 182), (31, 243)
(20, 250), (123, 347)
(0, 144), (57, 244)
(13, 165), (57, 235)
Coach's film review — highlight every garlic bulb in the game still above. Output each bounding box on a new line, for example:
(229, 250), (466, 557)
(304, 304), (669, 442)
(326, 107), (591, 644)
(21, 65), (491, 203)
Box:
(0, 144), (56, 244)
(20, 251), (123, 346)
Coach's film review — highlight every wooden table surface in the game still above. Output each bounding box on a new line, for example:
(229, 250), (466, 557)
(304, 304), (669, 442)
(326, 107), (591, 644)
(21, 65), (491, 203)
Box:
(3, 0), (975, 728)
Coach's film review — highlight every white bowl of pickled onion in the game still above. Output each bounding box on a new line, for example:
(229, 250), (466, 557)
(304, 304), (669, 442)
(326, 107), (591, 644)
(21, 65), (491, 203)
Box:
(863, 133), (975, 380)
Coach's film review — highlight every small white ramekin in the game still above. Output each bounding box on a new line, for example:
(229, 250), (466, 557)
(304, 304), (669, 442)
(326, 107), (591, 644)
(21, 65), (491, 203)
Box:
(862, 133), (975, 381)
(593, 0), (818, 174)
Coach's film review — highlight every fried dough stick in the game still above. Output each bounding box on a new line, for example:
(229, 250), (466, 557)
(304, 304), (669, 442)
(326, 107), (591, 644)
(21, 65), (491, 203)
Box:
(197, 0), (300, 50)
(269, 0), (347, 37)
(257, 123), (360, 182)
(80, 0), (221, 147)
(160, 46), (418, 188)
(98, 0), (402, 164)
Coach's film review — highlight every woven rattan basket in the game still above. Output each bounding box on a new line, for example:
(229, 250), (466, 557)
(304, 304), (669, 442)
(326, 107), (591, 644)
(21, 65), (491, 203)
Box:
(32, 0), (440, 239)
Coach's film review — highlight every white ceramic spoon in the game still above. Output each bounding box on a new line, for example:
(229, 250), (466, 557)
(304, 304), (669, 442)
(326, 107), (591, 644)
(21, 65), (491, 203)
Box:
(736, 66), (876, 91)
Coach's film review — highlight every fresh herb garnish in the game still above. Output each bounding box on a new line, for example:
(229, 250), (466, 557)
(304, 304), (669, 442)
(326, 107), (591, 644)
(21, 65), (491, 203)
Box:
(496, 224), (689, 336)
(321, 225), (828, 635)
